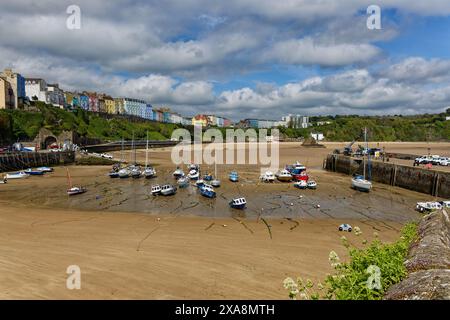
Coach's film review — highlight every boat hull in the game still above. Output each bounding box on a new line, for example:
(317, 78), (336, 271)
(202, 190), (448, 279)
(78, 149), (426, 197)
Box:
(351, 179), (372, 192)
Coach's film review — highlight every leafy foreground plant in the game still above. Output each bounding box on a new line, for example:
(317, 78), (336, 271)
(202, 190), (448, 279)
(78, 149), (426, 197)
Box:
(284, 223), (418, 300)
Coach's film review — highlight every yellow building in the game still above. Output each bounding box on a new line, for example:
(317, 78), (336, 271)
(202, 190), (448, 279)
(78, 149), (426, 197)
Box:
(0, 77), (14, 109)
(114, 98), (125, 114)
(192, 114), (208, 127)
(104, 96), (116, 114)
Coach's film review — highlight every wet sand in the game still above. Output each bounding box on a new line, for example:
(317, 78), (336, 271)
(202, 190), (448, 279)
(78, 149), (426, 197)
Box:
(0, 142), (442, 299)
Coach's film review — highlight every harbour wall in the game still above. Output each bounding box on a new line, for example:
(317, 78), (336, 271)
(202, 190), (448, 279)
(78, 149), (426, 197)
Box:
(324, 154), (450, 198)
(0, 151), (75, 173)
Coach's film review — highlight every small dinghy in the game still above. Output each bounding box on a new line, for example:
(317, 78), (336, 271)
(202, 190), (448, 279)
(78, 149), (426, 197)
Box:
(161, 184), (177, 196)
(211, 178), (221, 188)
(229, 171), (239, 182)
(143, 167), (156, 179)
(260, 171), (275, 183)
(24, 168), (44, 176)
(177, 176), (189, 188)
(276, 169), (292, 182)
(151, 185), (162, 196)
(294, 180), (307, 189)
(307, 180), (317, 189)
(229, 197), (247, 210)
(6, 171), (28, 179)
(36, 167), (53, 173)
(199, 184), (216, 198)
(173, 167), (184, 179)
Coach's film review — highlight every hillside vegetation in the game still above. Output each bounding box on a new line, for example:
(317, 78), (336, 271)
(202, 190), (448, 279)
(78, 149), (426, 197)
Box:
(0, 102), (184, 143)
(280, 111), (450, 141)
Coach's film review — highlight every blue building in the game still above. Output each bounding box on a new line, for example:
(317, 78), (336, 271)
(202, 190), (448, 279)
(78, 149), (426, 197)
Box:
(145, 103), (153, 120)
(79, 94), (89, 110)
(123, 97), (147, 118)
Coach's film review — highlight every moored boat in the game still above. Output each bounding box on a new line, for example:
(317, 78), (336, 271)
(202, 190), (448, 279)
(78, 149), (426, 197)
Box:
(276, 169), (292, 182)
(229, 171), (239, 182)
(173, 167), (184, 178)
(260, 171), (275, 183)
(199, 184), (216, 198)
(151, 185), (162, 196)
(143, 167), (156, 178)
(36, 166), (53, 173)
(108, 170), (120, 178)
(188, 169), (200, 180)
(351, 175), (372, 192)
(177, 176), (189, 188)
(203, 173), (213, 181)
(161, 184), (177, 196)
(66, 168), (86, 196)
(24, 168), (45, 176)
(307, 180), (317, 189)
(195, 179), (205, 187)
(118, 168), (130, 179)
(6, 171), (28, 179)
(130, 166), (142, 179)
(294, 180), (307, 189)
(229, 197), (247, 209)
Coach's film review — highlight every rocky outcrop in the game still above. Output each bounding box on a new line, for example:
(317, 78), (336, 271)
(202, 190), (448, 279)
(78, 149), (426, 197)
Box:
(385, 210), (450, 300)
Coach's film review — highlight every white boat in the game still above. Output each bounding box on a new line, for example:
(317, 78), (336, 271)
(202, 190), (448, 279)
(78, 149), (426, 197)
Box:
(276, 169), (292, 182)
(151, 185), (162, 196)
(6, 171), (28, 179)
(143, 131), (156, 179)
(173, 167), (184, 178)
(118, 168), (130, 178)
(130, 166), (142, 179)
(294, 180), (307, 189)
(143, 167), (156, 178)
(416, 201), (443, 213)
(36, 166), (53, 172)
(351, 175), (372, 192)
(260, 171), (275, 182)
(352, 128), (372, 192)
(211, 162), (221, 187)
(161, 184), (177, 196)
(66, 168), (86, 196)
(188, 169), (200, 180)
(307, 180), (317, 189)
(195, 179), (205, 187)
(177, 176), (189, 188)
(229, 197), (247, 209)
(67, 186), (87, 196)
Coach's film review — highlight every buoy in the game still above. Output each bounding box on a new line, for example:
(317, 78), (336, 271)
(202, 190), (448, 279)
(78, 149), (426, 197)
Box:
(316, 204), (321, 208)
(222, 224), (228, 227)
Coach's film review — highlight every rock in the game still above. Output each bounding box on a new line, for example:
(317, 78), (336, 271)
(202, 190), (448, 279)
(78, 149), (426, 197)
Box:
(405, 210), (450, 272)
(384, 269), (450, 300)
(384, 210), (450, 300)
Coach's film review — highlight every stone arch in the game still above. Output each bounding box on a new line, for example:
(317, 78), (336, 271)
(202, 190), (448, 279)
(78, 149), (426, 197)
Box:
(44, 136), (57, 149)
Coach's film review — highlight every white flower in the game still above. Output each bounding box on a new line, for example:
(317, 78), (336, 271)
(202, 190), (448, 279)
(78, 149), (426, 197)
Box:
(354, 226), (362, 236)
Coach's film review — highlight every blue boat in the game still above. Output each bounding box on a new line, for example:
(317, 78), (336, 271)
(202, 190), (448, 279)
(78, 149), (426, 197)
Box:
(229, 171), (239, 182)
(108, 170), (120, 178)
(24, 168), (44, 176)
(203, 173), (213, 181)
(199, 184), (216, 198)
(229, 197), (247, 209)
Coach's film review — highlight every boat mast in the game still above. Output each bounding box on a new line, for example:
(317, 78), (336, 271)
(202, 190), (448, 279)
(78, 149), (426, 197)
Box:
(363, 127), (367, 180)
(66, 168), (72, 189)
(120, 137), (124, 164)
(145, 131), (149, 168)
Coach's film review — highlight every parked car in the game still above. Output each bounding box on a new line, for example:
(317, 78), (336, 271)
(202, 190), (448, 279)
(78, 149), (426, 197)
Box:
(414, 155), (431, 164)
(438, 157), (449, 166)
(338, 224), (352, 232)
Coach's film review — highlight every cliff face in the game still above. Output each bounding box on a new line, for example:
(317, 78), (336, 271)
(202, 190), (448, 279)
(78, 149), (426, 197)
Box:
(385, 210), (450, 300)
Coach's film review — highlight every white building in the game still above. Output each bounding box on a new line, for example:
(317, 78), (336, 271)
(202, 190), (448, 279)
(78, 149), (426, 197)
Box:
(169, 112), (183, 124)
(311, 132), (324, 141)
(258, 119), (279, 129)
(25, 78), (48, 103)
(446, 116), (450, 121)
(282, 114), (310, 128)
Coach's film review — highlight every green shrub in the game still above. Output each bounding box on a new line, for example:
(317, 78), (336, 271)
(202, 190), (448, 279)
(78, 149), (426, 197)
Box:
(284, 223), (418, 300)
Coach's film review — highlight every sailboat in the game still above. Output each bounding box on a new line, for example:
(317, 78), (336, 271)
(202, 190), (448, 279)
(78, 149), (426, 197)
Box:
(199, 183), (216, 198)
(66, 168), (86, 196)
(211, 162), (221, 187)
(143, 131), (156, 178)
(351, 128), (372, 192)
(129, 133), (142, 179)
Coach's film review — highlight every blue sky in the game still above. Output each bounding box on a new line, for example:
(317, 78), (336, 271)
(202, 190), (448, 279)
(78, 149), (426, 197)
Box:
(1, 0), (450, 120)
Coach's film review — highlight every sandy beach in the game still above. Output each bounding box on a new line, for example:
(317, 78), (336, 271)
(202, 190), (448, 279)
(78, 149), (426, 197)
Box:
(0, 142), (445, 299)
